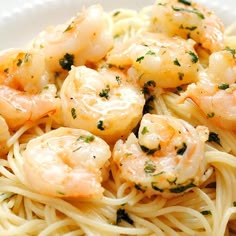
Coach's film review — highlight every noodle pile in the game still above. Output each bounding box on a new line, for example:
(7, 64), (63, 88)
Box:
(0, 1), (236, 235)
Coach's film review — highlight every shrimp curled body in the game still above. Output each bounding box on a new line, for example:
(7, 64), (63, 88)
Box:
(113, 114), (209, 198)
(23, 127), (111, 198)
(57, 66), (145, 144)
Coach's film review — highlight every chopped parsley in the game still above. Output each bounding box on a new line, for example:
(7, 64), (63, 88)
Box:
(16, 59), (23, 67)
(187, 51), (199, 63)
(207, 112), (215, 118)
(178, 0), (192, 5)
(140, 144), (160, 155)
(59, 53), (74, 71)
(136, 56), (145, 63)
(116, 76), (121, 85)
(178, 72), (184, 80)
(77, 135), (95, 143)
(176, 142), (187, 155)
(225, 46), (236, 58)
(134, 184), (146, 193)
(113, 11), (121, 17)
(151, 182), (164, 192)
(218, 83), (229, 90)
(116, 209), (134, 225)
(141, 126), (149, 135)
(146, 50), (156, 56)
(174, 58), (181, 66)
(144, 160), (156, 174)
(201, 210), (212, 215)
(99, 85), (110, 99)
(172, 6), (205, 19)
(64, 21), (74, 32)
(169, 182), (196, 193)
(71, 108), (77, 119)
(97, 120), (105, 130)
(208, 132), (221, 146)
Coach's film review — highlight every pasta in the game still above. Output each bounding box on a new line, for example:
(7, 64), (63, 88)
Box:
(0, 0), (236, 235)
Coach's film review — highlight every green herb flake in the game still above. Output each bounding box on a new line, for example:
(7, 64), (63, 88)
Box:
(77, 135), (95, 143)
(174, 58), (181, 66)
(218, 83), (229, 90)
(99, 85), (110, 99)
(170, 182), (196, 193)
(185, 26), (197, 31)
(172, 6), (205, 19)
(151, 182), (164, 192)
(113, 11), (121, 17)
(140, 144), (160, 155)
(178, 0), (192, 6)
(188, 51), (199, 63)
(71, 108), (77, 119)
(24, 53), (31, 63)
(116, 76), (121, 85)
(64, 22), (74, 32)
(207, 112), (215, 118)
(136, 56), (145, 63)
(97, 120), (105, 130)
(146, 50), (156, 56)
(178, 72), (184, 80)
(207, 132), (221, 146)
(225, 46), (236, 58)
(144, 160), (156, 174)
(134, 184), (146, 193)
(176, 142), (187, 155)
(141, 126), (149, 135)
(59, 53), (74, 71)
(201, 210), (212, 215)
(16, 59), (23, 67)
(116, 208), (134, 225)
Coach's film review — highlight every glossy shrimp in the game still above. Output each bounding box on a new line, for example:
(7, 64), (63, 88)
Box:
(107, 32), (200, 88)
(150, 0), (224, 53)
(0, 84), (58, 129)
(182, 50), (236, 130)
(113, 113), (209, 198)
(55, 65), (145, 144)
(0, 48), (51, 93)
(23, 127), (111, 198)
(31, 4), (113, 75)
(0, 115), (11, 157)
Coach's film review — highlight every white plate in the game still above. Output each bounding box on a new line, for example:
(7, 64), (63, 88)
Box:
(0, 0), (236, 50)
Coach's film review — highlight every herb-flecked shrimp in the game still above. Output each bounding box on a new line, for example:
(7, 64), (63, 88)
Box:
(107, 32), (200, 88)
(23, 127), (111, 198)
(113, 113), (209, 198)
(55, 65), (145, 144)
(150, 0), (224, 53)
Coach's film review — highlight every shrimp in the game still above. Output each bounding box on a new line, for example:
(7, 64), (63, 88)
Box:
(107, 32), (200, 88)
(22, 127), (111, 198)
(0, 84), (58, 129)
(150, 0), (224, 53)
(54, 65), (145, 144)
(0, 48), (50, 93)
(31, 4), (113, 75)
(0, 116), (11, 157)
(181, 50), (236, 130)
(113, 113), (209, 198)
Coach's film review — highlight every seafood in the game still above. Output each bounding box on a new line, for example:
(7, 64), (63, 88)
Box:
(56, 65), (145, 144)
(150, 0), (224, 52)
(107, 32), (200, 88)
(23, 127), (111, 198)
(113, 113), (209, 198)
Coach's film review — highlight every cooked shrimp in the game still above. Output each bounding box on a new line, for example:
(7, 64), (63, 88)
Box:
(207, 50), (236, 85)
(113, 113), (209, 198)
(150, 0), (224, 52)
(182, 79), (236, 130)
(31, 4), (113, 74)
(107, 32), (200, 88)
(0, 84), (58, 129)
(0, 116), (11, 157)
(55, 65), (145, 144)
(0, 48), (50, 93)
(23, 127), (111, 198)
